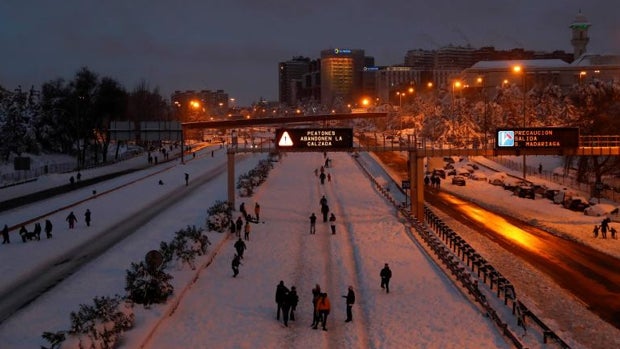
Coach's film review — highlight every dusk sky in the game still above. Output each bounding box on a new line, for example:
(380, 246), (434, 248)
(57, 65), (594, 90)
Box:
(1, 0), (619, 106)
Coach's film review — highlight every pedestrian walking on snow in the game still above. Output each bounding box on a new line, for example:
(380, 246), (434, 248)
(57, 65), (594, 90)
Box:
(231, 254), (241, 277)
(236, 216), (243, 236)
(343, 286), (355, 322)
(288, 286), (299, 321)
(84, 209), (92, 227)
(309, 213), (317, 234)
(380, 263), (392, 293)
(329, 213), (336, 234)
(2, 224), (9, 244)
(321, 204), (329, 222)
(234, 237), (247, 259)
(244, 221), (251, 241)
(311, 284), (321, 328)
(593, 225), (600, 238)
(66, 211), (78, 229)
(239, 202), (247, 218)
(275, 281), (290, 321)
(254, 202), (261, 221)
(230, 220), (237, 235)
(44, 219), (53, 239)
(314, 293), (331, 331)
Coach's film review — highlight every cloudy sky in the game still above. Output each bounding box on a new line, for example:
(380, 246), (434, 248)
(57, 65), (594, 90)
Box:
(1, 0), (618, 106)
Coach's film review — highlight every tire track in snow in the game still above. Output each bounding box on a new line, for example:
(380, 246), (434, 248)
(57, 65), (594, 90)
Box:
(321, 153), (371, 349)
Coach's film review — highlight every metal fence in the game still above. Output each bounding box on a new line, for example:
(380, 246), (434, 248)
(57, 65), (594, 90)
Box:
(0, 150), (144, 188)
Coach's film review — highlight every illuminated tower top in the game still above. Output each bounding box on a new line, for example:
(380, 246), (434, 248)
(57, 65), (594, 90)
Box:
(570, 10), (591, 59)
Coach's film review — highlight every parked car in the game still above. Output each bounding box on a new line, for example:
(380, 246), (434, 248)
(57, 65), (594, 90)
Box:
(470, 172), (488, 181)
(514, 185), (536, 199)
(563, 196), (590, 211)
(488, 172), (508, 186)
(584, 204), (619, 217)
(451, 175), (466, 186)
(544, 188), (560, 201)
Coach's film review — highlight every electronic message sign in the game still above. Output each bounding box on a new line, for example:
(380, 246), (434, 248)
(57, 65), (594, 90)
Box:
(275, 128), (353, 149)
(495, 127), (579, 149)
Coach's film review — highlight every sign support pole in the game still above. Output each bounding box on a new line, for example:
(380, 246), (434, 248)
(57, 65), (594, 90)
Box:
(227, 149), (235, 209)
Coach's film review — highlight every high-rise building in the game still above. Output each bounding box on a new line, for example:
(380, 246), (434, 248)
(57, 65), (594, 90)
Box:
(278, 57), (312, 106)
(320, 48), (370, 106)
(570, 10), (591, 59)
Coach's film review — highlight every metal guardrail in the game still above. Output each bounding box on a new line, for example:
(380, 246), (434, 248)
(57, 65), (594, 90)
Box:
(352, 153), (571, 348)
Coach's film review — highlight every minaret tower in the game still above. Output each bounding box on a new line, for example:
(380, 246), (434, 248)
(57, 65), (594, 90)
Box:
(570, 10), (591, 59)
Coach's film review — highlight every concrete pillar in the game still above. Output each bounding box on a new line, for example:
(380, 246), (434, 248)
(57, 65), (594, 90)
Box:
(409, 151), (425, 220)
(227, 150), (235, 208)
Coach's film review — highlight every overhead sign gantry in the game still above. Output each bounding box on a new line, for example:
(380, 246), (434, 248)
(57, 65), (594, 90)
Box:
(275, 128), (353, 149)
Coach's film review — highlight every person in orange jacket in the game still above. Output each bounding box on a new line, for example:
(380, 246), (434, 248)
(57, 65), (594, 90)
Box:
(313, 292), (331, 331)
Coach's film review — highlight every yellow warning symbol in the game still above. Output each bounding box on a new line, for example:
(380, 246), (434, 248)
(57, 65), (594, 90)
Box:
(278, 131), (294, 147)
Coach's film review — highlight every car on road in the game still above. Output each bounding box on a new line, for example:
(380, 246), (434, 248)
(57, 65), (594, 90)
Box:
(451, 175), (466, 186)
(584, 204), (619, 217)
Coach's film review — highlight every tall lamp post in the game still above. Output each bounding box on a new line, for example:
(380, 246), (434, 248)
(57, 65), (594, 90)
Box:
(513, 65), (527, 179)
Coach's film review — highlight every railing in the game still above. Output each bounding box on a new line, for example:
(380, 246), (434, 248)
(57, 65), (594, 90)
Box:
(352, 153), (571, 348)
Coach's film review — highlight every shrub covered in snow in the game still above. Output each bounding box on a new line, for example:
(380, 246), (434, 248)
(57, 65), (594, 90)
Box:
(206, 200), (233, 232)
(42, 296), (134, 349)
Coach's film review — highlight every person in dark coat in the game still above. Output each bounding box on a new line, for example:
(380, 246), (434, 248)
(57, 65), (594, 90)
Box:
(288, 286), (299, 321)
(239, 202), (247, 218)
(320, 195), (327, 207)
(281, 289), (292, 327)
(44, 219), (53, 239)
(234, 237), (246, 259)
(309, 213), (317, 234)
(2, 224), (9, 244)
(321, 204), (329, 223)
(311, 284), (321, 328)
(275, 280), (290, 321)
(33, 222), (42, 240)
(329, 213), (336, 234)
(231, 254), (241, 277)
(66, 211), (78, 229)
(84, 209), (92, 227)
(236, 216), (243, 237)
(601, 217), (611, 239)
(19, 225), (28, 242)
(230, 220), (236, 235)
(343, 285), (355, 322)
(380, 263), (392, 293)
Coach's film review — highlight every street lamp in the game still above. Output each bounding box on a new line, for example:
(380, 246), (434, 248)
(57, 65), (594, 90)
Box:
(513, 64), (527, 179)
(579, 71), (587, 84)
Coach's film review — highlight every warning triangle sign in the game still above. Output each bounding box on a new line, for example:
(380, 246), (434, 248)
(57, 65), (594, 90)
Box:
(278, 131), (294, 147)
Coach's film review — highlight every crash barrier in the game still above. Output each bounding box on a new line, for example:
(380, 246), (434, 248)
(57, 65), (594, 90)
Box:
(351, 155), (570, 348)
(424, 209), (570, 348)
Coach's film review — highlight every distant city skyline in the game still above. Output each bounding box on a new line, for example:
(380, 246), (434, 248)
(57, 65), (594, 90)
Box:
(1, 1), (618, 106)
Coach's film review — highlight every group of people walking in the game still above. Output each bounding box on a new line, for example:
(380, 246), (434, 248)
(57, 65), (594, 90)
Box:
(231, 202), (264, 277)
(592, 217), (617, 239)
(273, 281), (357, 330)
(312, 195), (336, 235)
(2, 208), (93, 245)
